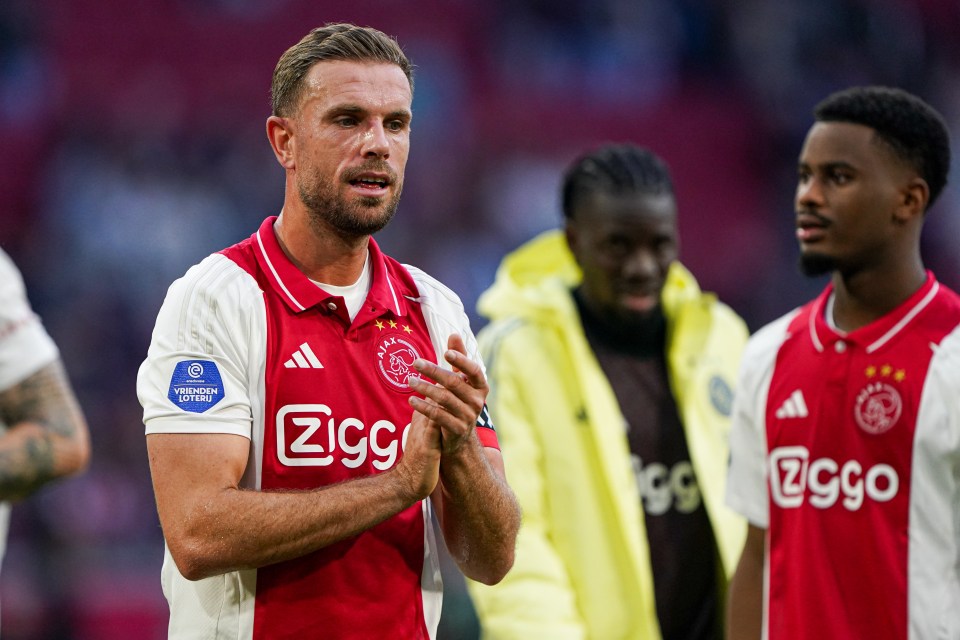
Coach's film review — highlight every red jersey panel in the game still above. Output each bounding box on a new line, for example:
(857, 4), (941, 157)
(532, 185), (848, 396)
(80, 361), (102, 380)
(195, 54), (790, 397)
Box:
(233, 228), (434, 639)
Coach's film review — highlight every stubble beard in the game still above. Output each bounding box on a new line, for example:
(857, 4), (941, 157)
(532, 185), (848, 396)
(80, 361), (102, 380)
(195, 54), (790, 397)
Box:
(798, 251), (838, 277)
(297, 173), (402, 240)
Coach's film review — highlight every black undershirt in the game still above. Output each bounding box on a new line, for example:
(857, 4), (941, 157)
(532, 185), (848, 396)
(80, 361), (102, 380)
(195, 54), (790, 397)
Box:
(574, 290), (721, 640)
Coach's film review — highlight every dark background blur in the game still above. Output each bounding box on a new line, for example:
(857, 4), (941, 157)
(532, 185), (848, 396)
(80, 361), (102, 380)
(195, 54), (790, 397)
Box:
(1, 0), (958, 638)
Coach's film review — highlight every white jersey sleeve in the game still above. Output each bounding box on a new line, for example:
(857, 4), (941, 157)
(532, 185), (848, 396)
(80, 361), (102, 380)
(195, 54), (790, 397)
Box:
(725, 311), (797, 528)
(404, 264), (485, 375)
(0, 248), (59, 391)
(137, 254), (266, 438)
(908, 324), (960, 633)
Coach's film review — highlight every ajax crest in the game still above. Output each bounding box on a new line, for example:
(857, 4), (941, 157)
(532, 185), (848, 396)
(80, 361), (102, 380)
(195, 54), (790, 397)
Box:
(375, 334), (423, 390)
(708, 375), (733, 417)
(854, 382), (902, 435)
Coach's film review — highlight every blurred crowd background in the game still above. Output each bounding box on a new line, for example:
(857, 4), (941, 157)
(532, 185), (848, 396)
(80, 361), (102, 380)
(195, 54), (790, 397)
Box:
(1, 0), (958, 638)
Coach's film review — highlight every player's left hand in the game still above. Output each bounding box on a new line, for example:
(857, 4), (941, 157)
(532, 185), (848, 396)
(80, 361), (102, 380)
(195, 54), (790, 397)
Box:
(407, 334), (488, 456)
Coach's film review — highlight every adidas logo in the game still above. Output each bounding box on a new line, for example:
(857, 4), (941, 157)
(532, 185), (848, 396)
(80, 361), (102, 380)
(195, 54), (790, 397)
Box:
(284, 342), (324, 369)
(775, 389), (808, 419)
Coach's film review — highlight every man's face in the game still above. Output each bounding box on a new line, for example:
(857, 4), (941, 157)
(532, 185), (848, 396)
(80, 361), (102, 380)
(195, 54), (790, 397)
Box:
(289, 60), (412, 237)
(795, 121), (910, 276)
(566, 190), (679, 326)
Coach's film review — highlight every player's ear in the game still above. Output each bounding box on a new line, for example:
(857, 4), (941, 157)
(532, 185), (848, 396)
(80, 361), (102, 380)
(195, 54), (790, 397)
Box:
(266, 116), (296, 170)
(894, 176), (929, 224)
(564, 219), (580, 258)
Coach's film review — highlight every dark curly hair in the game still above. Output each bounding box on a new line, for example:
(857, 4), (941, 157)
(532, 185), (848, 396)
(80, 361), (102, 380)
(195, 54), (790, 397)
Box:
(561, 144), (674, 220)
(814, 86), (951, 210)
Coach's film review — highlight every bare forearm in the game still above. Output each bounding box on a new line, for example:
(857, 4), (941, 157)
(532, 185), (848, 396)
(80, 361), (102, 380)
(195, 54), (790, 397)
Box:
(727, 567), (763, 640)
(150, 414), (443, 581)
(0, 424), (57, 499)
(727, 525), (765, 640)
(164, 468), (420, 580)
(405, 340), (520, 585)
(436, 443), (520, 585)
(0, 361), (90, 500)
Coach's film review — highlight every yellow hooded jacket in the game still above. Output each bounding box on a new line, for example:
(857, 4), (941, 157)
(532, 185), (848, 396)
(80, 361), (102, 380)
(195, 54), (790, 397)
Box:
(468, 230), (748, 639)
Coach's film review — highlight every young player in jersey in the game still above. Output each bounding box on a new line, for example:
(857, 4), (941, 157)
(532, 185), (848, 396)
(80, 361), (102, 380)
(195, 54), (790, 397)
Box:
(725, 86), (958, 639)
(137, 24), (520, 640)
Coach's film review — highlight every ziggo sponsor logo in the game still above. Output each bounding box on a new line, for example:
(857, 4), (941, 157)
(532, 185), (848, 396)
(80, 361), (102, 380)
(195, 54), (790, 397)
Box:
(769, 446), (899, 511)
(276, 404), (408, 469)
(631, 455), (701, 516)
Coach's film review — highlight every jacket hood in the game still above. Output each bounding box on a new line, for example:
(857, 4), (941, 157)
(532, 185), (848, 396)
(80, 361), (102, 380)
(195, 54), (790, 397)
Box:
(478, 229), (703, 324)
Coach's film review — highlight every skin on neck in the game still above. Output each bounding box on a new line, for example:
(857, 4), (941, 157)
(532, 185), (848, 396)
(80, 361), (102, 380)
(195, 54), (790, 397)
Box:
(829, 247), (925, 332)
(273, 208), (369, 285)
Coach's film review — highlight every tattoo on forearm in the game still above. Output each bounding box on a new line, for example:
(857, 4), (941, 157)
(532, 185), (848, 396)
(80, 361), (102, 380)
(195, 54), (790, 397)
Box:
(0, 360), (86, 498)
(0, 361), (84, 438)
(0, 434), (56, 497)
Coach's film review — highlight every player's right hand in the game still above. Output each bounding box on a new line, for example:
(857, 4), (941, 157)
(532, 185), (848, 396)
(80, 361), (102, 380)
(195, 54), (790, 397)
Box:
(394, 404), (442, 501)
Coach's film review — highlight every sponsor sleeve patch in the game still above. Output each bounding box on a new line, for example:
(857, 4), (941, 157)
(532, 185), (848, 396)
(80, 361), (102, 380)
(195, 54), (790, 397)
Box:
(167, 360), (225, 413)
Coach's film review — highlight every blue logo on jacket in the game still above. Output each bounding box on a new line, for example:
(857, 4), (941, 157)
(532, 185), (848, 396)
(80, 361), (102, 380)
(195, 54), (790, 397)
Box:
(709, 375), (733, 417)
(168, 360), (224, 413)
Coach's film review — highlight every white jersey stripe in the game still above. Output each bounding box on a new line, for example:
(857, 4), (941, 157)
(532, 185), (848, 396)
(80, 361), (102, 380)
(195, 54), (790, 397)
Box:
(256, 230), (305, 311)
(421, 499), (442, 639)
(386, 272), (401, 316)
(808, 300), (824, 352)
(868, 282), (939, 353)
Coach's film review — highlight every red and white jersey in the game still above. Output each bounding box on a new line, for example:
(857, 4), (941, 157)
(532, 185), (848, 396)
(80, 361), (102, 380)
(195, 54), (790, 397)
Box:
(137, 216), (499, 640)
(0, 248), (60, 564)
(726, 273), (960, 640)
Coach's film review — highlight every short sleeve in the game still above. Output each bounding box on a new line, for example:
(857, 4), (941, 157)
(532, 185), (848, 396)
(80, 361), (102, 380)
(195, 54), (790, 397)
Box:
(137, 254), (266, 438)
(726, 313), (795, 528)
(0, 249), (59, 391)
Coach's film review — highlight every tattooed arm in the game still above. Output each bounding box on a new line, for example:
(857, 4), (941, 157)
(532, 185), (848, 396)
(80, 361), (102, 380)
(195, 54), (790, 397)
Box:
(0, 360), (90, 501)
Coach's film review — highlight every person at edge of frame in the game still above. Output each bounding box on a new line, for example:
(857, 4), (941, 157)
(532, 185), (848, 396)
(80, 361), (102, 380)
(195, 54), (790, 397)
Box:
(0, 246), (91, 630)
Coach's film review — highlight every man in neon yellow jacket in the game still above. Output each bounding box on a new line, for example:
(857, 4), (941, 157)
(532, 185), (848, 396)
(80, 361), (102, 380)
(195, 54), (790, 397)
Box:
(468, 144), (748, 639)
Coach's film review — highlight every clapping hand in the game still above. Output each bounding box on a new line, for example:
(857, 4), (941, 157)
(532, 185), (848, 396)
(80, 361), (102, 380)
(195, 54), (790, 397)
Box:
(407, 334), (488, 456)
